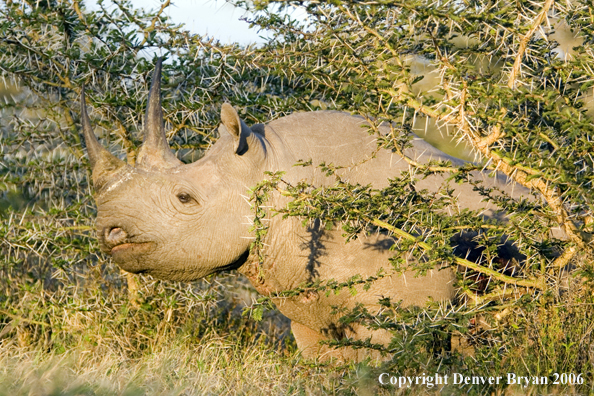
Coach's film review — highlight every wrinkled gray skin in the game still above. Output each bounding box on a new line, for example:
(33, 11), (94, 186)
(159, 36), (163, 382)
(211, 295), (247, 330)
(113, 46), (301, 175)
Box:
(81, 62), (530, 361)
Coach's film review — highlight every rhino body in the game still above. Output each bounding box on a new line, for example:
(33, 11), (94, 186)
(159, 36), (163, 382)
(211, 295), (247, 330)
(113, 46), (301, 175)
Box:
(81, 62), (528, 361)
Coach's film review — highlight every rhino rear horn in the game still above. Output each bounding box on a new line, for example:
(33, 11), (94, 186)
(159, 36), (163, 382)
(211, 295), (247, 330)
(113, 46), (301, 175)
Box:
(80, 86), (128, 188)
(136, 58), (183, 170)
(221, 103), (252, 155)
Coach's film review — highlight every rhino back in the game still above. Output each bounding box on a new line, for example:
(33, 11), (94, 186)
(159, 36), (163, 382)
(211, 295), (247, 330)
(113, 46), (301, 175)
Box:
(265, 111), (525, 215)
(266, 111), (465, 188)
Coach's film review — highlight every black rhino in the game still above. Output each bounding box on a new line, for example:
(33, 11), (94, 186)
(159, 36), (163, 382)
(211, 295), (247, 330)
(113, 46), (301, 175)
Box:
(80, 61), (528, 361)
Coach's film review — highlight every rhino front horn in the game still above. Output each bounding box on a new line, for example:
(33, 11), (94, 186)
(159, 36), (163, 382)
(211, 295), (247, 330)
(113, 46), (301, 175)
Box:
(136, 58), (183, 170)
(80, 86), (128, 189)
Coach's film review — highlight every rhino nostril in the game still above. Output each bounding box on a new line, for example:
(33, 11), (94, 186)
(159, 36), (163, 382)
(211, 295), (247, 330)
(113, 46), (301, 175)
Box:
(105, 227), (127, 245)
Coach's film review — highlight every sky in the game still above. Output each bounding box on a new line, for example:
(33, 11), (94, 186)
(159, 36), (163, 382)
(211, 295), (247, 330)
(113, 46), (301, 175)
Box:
(144, 0), (266, 44)
(87, 0), (299, 45)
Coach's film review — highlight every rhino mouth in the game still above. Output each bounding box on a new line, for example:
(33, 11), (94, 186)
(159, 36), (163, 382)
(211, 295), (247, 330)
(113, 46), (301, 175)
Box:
(110, 241), (156, 271)
(111, 242), (152, 254)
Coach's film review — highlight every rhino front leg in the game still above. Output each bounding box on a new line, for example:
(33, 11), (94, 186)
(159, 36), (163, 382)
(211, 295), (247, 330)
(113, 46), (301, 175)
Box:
(291, 321), (390, 362)
(291, 321), (344, 361)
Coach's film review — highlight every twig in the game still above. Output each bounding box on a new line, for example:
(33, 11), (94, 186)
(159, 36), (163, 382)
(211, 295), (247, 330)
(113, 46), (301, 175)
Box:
(0, 310), (49, 327)
(508, 0), (554, 89)
(464, 288), (522, 305)
(551, 245), (577, 269)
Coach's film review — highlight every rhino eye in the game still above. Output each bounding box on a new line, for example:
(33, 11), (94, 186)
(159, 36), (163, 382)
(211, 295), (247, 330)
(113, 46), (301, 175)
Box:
(177, 192), (192, 204)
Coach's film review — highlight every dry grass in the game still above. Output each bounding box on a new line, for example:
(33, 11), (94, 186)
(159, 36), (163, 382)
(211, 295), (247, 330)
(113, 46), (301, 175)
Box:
(0, 335), (344, 395)
(0, 259), (383, 396)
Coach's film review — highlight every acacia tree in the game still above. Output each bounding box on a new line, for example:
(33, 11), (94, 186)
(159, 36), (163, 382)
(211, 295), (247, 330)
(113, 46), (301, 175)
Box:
(1, 0), (593, 393)
(243, 0), (594, 259)
(236, 0), (594, 383)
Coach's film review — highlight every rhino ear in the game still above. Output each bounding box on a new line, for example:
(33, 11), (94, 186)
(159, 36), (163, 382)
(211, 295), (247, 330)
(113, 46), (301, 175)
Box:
(221, 103), (251, 155)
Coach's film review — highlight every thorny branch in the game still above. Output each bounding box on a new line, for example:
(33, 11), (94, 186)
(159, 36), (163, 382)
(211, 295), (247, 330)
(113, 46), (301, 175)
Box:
(508, 0), (555, 89)
(275, 188), (546, 290)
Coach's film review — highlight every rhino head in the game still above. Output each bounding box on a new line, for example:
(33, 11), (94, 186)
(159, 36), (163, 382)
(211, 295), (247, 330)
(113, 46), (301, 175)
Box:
(81, 60), (268, 281)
